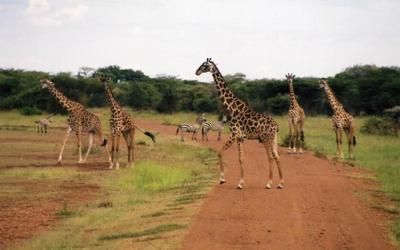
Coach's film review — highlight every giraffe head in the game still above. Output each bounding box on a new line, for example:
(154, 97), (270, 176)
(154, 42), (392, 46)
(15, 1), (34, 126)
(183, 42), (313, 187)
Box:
(319, 79), (328, 89)
(97, 74), (111, 83)
(285, 73), (295, 81)
(195, 58), (215, 75)
(40, 79), (55, 89)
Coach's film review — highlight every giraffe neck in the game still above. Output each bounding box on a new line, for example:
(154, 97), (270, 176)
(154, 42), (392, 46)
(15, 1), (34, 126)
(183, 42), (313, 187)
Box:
(103, 82), (122, 114)
(47, 85), (78, 111)
(210, 65), (252, 115)
(323, 84), (344, 114)
(288, 79), (298, 109)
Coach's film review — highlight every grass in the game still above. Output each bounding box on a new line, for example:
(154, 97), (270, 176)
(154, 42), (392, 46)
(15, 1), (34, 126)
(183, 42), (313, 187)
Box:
(0, 110), (218, 249)
(99, 224), (186, 241)
(271, 115), (400, 243)
(1, 109), (400, 247)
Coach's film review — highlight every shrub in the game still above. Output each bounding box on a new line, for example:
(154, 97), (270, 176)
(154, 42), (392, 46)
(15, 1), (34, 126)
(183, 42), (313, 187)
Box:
(21, 106), (42, 116)
(361, 116), (396, 136)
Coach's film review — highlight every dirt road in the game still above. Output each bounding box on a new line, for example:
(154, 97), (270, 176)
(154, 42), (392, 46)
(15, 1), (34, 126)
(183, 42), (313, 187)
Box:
(140, 120), (394, 250)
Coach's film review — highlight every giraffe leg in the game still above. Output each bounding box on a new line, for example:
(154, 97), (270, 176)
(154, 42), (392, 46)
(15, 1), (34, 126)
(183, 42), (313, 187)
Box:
(347, 127), (355, 160)
(298, 122), (304, 154)
(77, 131), (83, 164)
(130, 129), (135, 168)
(110, 135), (115, 169)
(115, 134), (121, 169)
(218, 136), (235, 184)
(272, 134), (284, 188)
(81, 133), (94, 163)
(288, 121), (294, 154)
(338, 128), (344, 159)
(104, 142), (112, 168)
(122, 132), (130, 167)
(263, 139), (274, 189)
(293, 128), (298, 154)
(236, 140), (245, 189)
(334, 128), (340, 158)
(58, 127), (72, 164)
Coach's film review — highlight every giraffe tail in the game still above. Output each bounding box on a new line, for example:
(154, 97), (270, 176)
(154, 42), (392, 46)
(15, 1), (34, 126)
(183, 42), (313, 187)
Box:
(100, 138), (108, 147)
(133, 124), (156, 143)
(144, 132), (156, 143)
(300, 130), (305, 142)
(353, 136), (357, 146)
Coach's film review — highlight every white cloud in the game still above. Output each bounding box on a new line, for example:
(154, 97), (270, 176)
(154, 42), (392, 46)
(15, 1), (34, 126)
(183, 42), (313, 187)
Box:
(25, 0), (49, 15)
(24, 0), (88, 26)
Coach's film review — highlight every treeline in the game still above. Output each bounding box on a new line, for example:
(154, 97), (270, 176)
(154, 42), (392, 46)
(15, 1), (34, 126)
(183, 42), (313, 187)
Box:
(0, 65), (399, 115)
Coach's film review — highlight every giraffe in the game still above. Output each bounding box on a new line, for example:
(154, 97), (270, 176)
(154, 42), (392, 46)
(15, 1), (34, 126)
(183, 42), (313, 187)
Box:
(286, 73), (305, 154)
(99, 76), (155, 169)
(319, 79), (356, 159)
(39, 79), (111, 164)
(196, 58), (284, 189)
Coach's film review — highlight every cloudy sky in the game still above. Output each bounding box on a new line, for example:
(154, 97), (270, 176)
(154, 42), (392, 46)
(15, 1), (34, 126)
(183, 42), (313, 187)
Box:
(1, 0), (399, 81)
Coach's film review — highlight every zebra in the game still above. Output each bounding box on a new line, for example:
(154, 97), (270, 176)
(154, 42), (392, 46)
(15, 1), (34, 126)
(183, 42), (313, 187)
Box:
(176, 113), (206, 141)
(35, 114), (54, 133)
(202, 115), (227, 141)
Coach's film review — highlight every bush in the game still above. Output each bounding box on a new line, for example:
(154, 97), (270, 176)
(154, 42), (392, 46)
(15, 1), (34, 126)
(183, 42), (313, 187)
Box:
(361, 116), (396, 136)
(21, 106), (42, 116)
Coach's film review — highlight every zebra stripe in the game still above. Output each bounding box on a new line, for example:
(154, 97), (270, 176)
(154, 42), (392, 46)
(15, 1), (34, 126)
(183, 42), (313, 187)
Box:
(202, 121), (224, 141)
(178, 123), (200, 132)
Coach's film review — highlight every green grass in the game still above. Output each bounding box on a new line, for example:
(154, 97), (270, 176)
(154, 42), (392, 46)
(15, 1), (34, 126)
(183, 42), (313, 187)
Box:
(272, 115), (400, 243)
(2, 109), (399, 247)
(99, 223), (186, 241)
(0, 110), (217, 249)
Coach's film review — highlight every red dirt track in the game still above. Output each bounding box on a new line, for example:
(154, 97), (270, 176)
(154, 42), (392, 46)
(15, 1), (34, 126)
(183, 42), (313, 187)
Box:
(140, 120), (395, 250)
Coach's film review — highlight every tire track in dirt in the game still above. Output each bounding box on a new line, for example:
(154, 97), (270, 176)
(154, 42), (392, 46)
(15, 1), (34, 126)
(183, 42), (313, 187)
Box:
(139, 119), (394, 250)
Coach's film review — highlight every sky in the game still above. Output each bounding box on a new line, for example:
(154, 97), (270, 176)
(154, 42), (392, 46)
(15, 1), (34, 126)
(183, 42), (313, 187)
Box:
(0, 0), (399, 81)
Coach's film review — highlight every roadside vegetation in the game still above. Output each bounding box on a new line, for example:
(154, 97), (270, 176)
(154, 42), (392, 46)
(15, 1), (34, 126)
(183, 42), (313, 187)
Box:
(0, 111), (218, 249)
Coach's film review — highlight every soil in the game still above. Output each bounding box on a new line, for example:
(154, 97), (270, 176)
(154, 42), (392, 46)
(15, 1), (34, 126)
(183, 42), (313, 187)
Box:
(0, 120), (397, 250)
(139, 120), (396, 250)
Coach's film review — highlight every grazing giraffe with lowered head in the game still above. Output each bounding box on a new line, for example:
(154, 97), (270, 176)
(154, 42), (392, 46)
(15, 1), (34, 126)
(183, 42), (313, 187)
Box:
(39, 79), (110, 164)
(319, 79), (356, 159)
(100, 76), (155, 169)
(286, 73), (305, 154)
(196, 58), (284, 189)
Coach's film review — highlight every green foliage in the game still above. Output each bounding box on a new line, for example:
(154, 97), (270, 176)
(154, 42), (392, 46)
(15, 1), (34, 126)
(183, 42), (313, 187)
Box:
(21, 106), (42, 116)
(266, 94), (290, 114)
(1, 64), (400, 115)
(361, 116), (397, 136)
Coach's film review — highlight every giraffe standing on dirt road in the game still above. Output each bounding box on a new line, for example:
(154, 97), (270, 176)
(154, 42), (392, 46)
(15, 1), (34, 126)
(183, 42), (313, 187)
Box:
(195, 58), (284, 190)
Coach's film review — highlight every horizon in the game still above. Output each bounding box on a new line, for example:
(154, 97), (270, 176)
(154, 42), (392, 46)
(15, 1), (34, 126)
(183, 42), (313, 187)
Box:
(1, 0), (399, 81)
